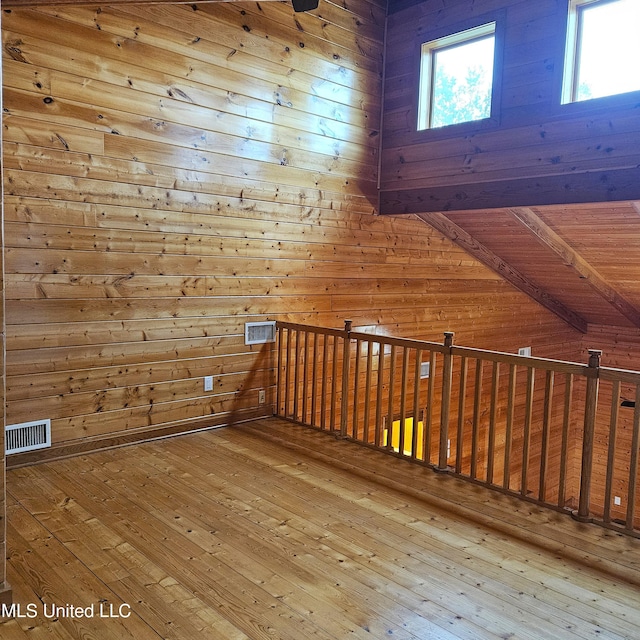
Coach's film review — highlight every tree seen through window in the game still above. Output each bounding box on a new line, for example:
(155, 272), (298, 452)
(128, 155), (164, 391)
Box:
(418, 23), (495, 130)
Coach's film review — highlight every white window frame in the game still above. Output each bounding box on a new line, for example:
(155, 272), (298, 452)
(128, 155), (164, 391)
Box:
(418, 21), (496, 131)
(561, 0), (640, 104)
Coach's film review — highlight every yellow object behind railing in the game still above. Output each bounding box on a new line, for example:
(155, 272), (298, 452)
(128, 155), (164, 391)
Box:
(383, 418), (424, 459)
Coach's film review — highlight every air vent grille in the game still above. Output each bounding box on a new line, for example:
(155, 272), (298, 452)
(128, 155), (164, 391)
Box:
(5, 419), (51, 454)
(245, 321), (276, 345)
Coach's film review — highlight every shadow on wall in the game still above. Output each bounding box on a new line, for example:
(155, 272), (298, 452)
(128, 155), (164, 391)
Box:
(227, 341), (276, 428)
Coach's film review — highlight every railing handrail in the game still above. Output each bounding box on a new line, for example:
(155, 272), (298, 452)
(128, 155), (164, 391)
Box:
(277, 320), (594, 371)
(276, 320), (347, 338)
(600, 366), (640, 384)
(451, 345), (590, 374)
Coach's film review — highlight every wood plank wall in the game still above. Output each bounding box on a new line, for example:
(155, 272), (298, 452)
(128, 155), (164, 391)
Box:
(380, 0), (640, 213)
(1, 1), (584, 465)
(0, 7), (7, 601)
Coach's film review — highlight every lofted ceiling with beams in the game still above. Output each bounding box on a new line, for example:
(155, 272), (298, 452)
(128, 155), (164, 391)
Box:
(417, 201), (640, 334)
(382, 0), (640, 336)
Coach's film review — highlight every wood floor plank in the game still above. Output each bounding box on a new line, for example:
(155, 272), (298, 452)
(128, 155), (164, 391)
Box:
(10, 473), (251, 639)
(5, 417), (640, 639)
(102, 453), (480, 640)
(148, 438), (557, 639)
(46, 465), (333, 640)
(86, 434), (640, 637)
(4, 500), (157, 640)
(212, 427), (638, 639)
(245, 419), (640, 578)
(59, 448), (464, 639)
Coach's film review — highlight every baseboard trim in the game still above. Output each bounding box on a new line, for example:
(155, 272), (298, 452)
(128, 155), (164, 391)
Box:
(6, 408), (270, 469)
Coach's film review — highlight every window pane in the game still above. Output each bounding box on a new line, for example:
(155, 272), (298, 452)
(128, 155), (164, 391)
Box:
(430, 36), (495, 128)
(575, 0), (640, 101)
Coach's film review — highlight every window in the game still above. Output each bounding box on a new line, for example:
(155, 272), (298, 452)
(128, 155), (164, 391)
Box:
(562, 0), (640, 104)
(418, 22), (496, 130)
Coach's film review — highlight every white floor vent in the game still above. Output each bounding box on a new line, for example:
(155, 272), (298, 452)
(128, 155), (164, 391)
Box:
(5, 419), (51, 454)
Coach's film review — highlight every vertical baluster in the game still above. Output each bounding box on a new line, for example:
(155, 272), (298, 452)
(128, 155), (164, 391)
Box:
(340, 320), (352, 439)
(470, 359), (484, 480)
(438, 332), (455, 471)
(320, 334), (329, 431)
(577, 349), (602, 521)
(422, 351), (438, 464)
(364, 341), (374, 445)
(311, 332), (319, 427)
(352, 338), (361, 440)
(423, 351), (436, 466)
(330, 333), (340, 432)
(386, 345), (397, 451)
(486, 361), (500, 485)
(558, 373), (574, 508)
(538, 370), (554, 502)
(503, 364), (517, 490)
(398, 347), (410, 457)
(412, 349), (422, 460)
(276, 324), (283, 417)
(625, 384), (640, 531)
(455, 356), (468, 474)
(521, 367), (535, 496)
(284, 328), (292, 419)
(375, 343), (385, 448)
(293, 329), (301, 421)
(603, 380), (620, 523)
(301, 331), (310, 425)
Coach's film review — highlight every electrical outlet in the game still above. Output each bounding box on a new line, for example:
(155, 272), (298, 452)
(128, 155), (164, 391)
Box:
(258, 390), (266, 404)
(614, 496), (622, 506)
(420, 362), (430, 379)
(447, 438), (451, 458)
(204, 376), (213, 392)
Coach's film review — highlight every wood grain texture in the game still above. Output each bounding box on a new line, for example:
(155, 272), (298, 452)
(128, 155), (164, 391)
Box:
(0, 7), (8, 602)
(429, 206), (640, 329)
(3, 420), (640, 639)
(2, 3), (584, 457)
(380, 0), (640, 211)
(509, 207), (640, 328)
(416, 212), (588, 333)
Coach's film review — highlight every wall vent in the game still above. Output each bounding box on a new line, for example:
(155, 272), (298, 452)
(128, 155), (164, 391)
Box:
(5, 419), (51, 455)
(245, 321), (276, 345)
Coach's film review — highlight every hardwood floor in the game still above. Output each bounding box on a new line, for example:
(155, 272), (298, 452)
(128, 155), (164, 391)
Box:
(2, 417), (640, 639)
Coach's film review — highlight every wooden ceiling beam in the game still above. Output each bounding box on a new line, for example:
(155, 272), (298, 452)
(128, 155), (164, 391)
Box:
(379, 168), (640, 215)
(416, 212), (588, 334)
(1, 0), (281, 7)
(509, 207), (640, 329)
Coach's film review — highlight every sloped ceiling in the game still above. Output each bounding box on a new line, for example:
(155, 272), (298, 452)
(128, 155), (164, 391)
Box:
(416, 201), (640, 333)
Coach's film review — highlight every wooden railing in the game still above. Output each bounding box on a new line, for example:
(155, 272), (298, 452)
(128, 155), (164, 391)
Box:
(275, 320), (640, 537)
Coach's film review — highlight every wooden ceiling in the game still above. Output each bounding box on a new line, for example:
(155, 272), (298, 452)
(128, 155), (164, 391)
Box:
(417, 201), (640, 333)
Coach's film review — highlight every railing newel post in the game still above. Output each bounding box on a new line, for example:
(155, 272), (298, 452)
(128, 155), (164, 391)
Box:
(575, 348), (602, 523)
(437, 331), (455, 472)
(339, 320), (353, 439)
